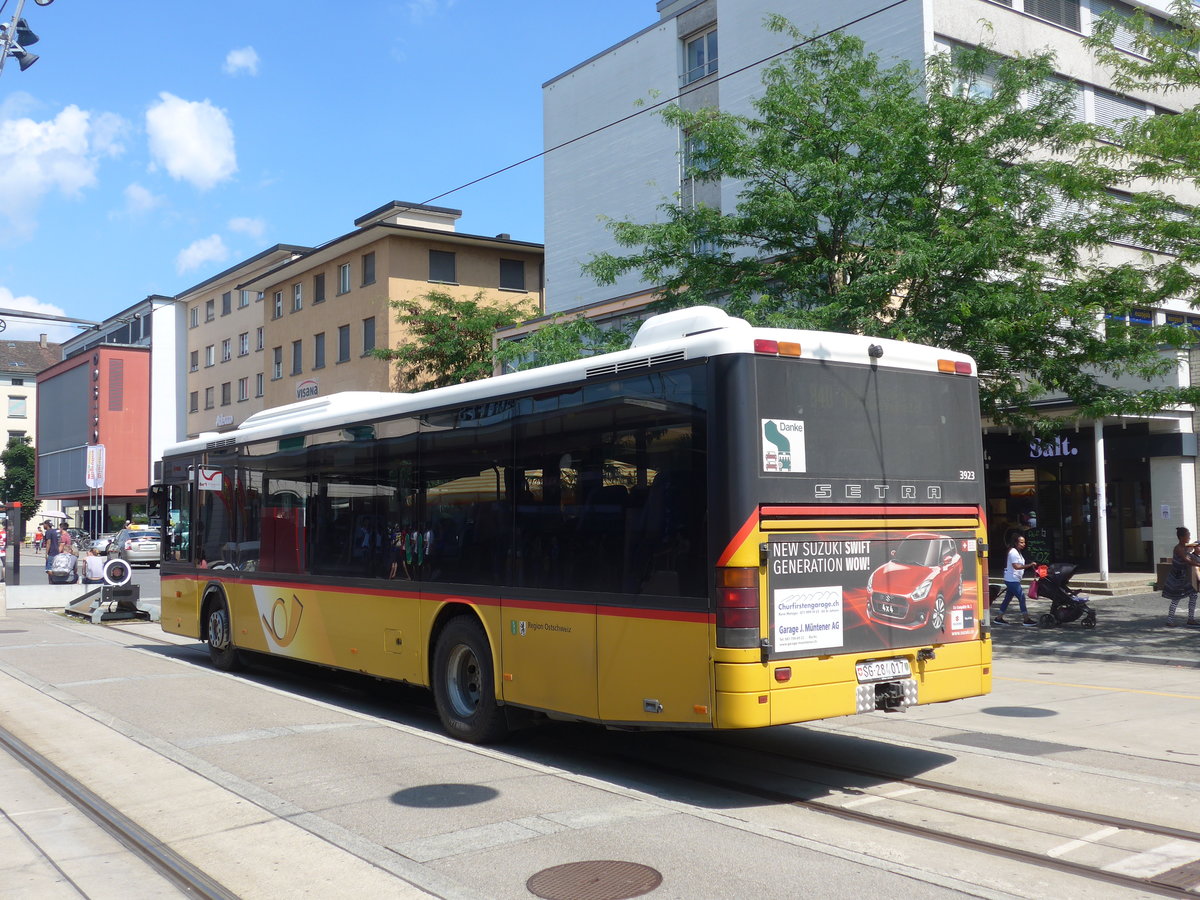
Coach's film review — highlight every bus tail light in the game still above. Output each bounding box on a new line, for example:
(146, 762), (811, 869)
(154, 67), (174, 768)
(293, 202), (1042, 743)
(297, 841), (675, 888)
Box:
(937, 359), (973, 375)
(755, 339), (801, 357)
(717, 567), (761, 649)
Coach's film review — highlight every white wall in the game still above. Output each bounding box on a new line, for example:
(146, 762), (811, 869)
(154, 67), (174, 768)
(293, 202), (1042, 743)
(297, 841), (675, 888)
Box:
(149, 302), (187, 484)
(544, 0), (929, 312)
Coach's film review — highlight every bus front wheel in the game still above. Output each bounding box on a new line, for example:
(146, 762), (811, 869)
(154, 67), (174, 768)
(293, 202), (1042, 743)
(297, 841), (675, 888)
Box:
(432, 617), (508, 744)
(206, 592), (241, 672)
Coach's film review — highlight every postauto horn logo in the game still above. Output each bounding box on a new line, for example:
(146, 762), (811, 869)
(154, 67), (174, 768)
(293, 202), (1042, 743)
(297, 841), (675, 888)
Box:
(262, 594), (304, 647)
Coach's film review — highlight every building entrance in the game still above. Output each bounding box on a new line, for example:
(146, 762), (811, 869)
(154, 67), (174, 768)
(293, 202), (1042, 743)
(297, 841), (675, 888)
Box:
(984, 427), (1153, 574)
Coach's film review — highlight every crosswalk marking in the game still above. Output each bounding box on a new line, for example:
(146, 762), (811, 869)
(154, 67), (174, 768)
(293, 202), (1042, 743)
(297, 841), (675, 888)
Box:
(1047, 826), (1119, 858)
(1104, 840), (1200, 878)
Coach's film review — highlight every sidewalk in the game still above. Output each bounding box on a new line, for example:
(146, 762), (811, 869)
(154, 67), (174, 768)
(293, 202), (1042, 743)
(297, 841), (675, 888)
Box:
(989, 589), (1200, 668)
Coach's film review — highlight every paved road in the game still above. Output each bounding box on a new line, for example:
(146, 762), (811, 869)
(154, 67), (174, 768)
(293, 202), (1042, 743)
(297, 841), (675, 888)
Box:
(0, 582), (1196, 898)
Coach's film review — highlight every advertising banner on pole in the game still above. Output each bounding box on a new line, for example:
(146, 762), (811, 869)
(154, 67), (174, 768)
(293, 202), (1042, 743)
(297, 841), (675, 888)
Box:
(85, 444), (106, 489)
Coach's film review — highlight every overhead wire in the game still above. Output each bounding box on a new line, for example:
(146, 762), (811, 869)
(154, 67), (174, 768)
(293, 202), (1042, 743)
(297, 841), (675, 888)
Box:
(417, 0), (913, 208)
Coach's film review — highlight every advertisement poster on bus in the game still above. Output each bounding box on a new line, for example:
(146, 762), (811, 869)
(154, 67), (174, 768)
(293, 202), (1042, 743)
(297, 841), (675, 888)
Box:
(767, 530), (979, 657)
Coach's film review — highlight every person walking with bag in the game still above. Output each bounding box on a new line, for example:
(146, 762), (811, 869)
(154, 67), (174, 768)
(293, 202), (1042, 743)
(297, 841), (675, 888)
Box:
(1164, 526), (1200, 627)
(995, 533), (1038, 626)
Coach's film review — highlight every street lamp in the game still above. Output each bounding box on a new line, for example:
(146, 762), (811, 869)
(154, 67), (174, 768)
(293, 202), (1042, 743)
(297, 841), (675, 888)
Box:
(0, 0), (55, 78)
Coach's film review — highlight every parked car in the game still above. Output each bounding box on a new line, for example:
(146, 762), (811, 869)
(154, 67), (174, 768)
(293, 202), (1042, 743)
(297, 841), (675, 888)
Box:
(866, 533), (964, 633)
(107, 527), (162, 568)
(89, 532), (117, 553)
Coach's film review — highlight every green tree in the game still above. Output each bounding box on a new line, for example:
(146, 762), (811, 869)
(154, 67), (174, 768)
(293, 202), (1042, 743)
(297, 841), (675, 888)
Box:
(372, 290), (534, 389)
(0, 436), (40, 525)
(584, 21), (1200, 428)
(493, 315), (633, 372)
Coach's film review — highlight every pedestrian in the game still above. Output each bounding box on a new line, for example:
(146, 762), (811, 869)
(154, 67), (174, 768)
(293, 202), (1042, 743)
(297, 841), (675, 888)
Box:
(995, 533), (1038, 626)
(82, 547), (106, 585)
(1163, 526), (1200, 627)
(57, 524), (73, 555)
(33, 527), (43, 553)
(43, 522), (59, 572)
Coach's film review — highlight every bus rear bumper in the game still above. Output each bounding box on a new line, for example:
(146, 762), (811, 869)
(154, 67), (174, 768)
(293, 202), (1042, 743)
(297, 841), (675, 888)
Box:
(712, 645), (991, 729)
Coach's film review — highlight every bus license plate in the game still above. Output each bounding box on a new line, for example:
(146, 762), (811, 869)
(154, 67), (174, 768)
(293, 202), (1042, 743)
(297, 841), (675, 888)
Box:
(855, 658), (912, 683)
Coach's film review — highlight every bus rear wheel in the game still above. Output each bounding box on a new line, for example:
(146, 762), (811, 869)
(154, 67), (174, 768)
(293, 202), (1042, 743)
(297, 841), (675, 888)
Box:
(205, 592), (241, 671)
(432, 617), (508, 744)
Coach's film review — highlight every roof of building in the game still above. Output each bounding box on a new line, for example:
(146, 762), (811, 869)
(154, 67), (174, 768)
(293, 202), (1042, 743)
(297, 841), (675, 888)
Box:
(0, 338), (61, 375)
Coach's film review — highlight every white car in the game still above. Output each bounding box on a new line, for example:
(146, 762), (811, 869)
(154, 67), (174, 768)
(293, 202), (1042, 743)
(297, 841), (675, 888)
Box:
(89, 532), (117, 553)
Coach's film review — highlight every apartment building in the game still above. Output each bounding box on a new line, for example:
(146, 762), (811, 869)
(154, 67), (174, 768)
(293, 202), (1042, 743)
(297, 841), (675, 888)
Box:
(180, 245), (310, 440)
(240, 201), (544, 407)
(0, 335), (60, 470)
(542, 0), (1200, 575)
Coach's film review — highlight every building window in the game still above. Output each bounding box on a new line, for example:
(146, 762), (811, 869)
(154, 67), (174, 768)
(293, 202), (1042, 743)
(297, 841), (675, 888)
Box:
(338, 262), (351, 294)
(256, 327), (264, 351)
(1093, 86), (1150, 129)
(429, 249), (456, 283)
(499, 258), (526, 291)
(238, 290), (251, 308)
(1025, 0), (1080, 31)
(337, 324), (350, 362)
(190, 306), (199, 328)
(238, 377), (249, 401)
(205, 345), (215, 367)
(204, 386), (215, 409)
(205, 299), (215, 321)
(221, 382), (231, 406)
(189, 350), (199, 372)
(272, 347), (283, 380)
(238, 332), (249, 356)
(255, 373), (264, 397)
(273, 291), (283, 318)
(189, 391), (199, 413)
(362, 251), (376, 285)
(8, 396), (26, 418)
(291, 340), (303, 375)
(221, 291), (232, 316)
(11, 378), (22, 387)
(314, 332), (325, 369)
(362, 316), (376, 354)
(683, 28), (718, 84)
(221, 338), (232, 362)
(293, 282), (303, 312)
(314, 272), (326, 303)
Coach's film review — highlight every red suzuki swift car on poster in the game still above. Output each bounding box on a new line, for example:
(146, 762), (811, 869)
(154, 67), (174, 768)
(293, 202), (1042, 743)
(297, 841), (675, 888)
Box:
(866, 533), (963, 632)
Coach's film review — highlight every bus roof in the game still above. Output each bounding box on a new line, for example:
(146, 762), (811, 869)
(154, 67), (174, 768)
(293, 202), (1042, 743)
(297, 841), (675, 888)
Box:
(166, 306), (976, 457)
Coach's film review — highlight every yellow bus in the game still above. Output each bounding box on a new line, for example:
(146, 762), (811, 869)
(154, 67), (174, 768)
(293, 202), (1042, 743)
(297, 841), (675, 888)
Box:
(156, 306), (991, 742)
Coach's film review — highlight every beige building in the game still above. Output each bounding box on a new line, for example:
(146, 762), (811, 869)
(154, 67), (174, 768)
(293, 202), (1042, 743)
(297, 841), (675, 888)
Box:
(240, 201), (544, 407)
(181, 245), (310, 439)
(0, 335), (60, 470)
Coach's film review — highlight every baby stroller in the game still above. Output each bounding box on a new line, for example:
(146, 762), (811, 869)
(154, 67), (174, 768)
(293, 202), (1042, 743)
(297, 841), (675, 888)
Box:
(1032, 562), (1096, 628)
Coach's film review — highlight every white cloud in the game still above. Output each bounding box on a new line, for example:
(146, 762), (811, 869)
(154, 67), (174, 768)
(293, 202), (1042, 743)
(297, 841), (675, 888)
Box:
(145, 93), (236, 191)
(223, 46), (260, 76)
(0, 286), (84, 342)
(228, 216), (265, 239)
(122, 182), (164, 215)
(0, 104), (127, 240)
(408, 0), (456, 22)
(176, 234), (229, 274)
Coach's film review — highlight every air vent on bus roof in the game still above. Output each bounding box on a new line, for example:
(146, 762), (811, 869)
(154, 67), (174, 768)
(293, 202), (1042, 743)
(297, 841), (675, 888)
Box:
(586, 350), (687, 379)
(206, 438), (236, 450)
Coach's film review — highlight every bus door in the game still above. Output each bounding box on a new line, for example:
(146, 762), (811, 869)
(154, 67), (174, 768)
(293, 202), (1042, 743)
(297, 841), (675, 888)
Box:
(499, 453), (599, 721)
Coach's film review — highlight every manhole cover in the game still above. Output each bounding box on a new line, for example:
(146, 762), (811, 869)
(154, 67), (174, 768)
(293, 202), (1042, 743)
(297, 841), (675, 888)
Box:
(527, 860), (662, 900)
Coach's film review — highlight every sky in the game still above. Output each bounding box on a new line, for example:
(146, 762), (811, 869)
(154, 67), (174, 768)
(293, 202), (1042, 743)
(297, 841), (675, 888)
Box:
(0, 0), (656, 344)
